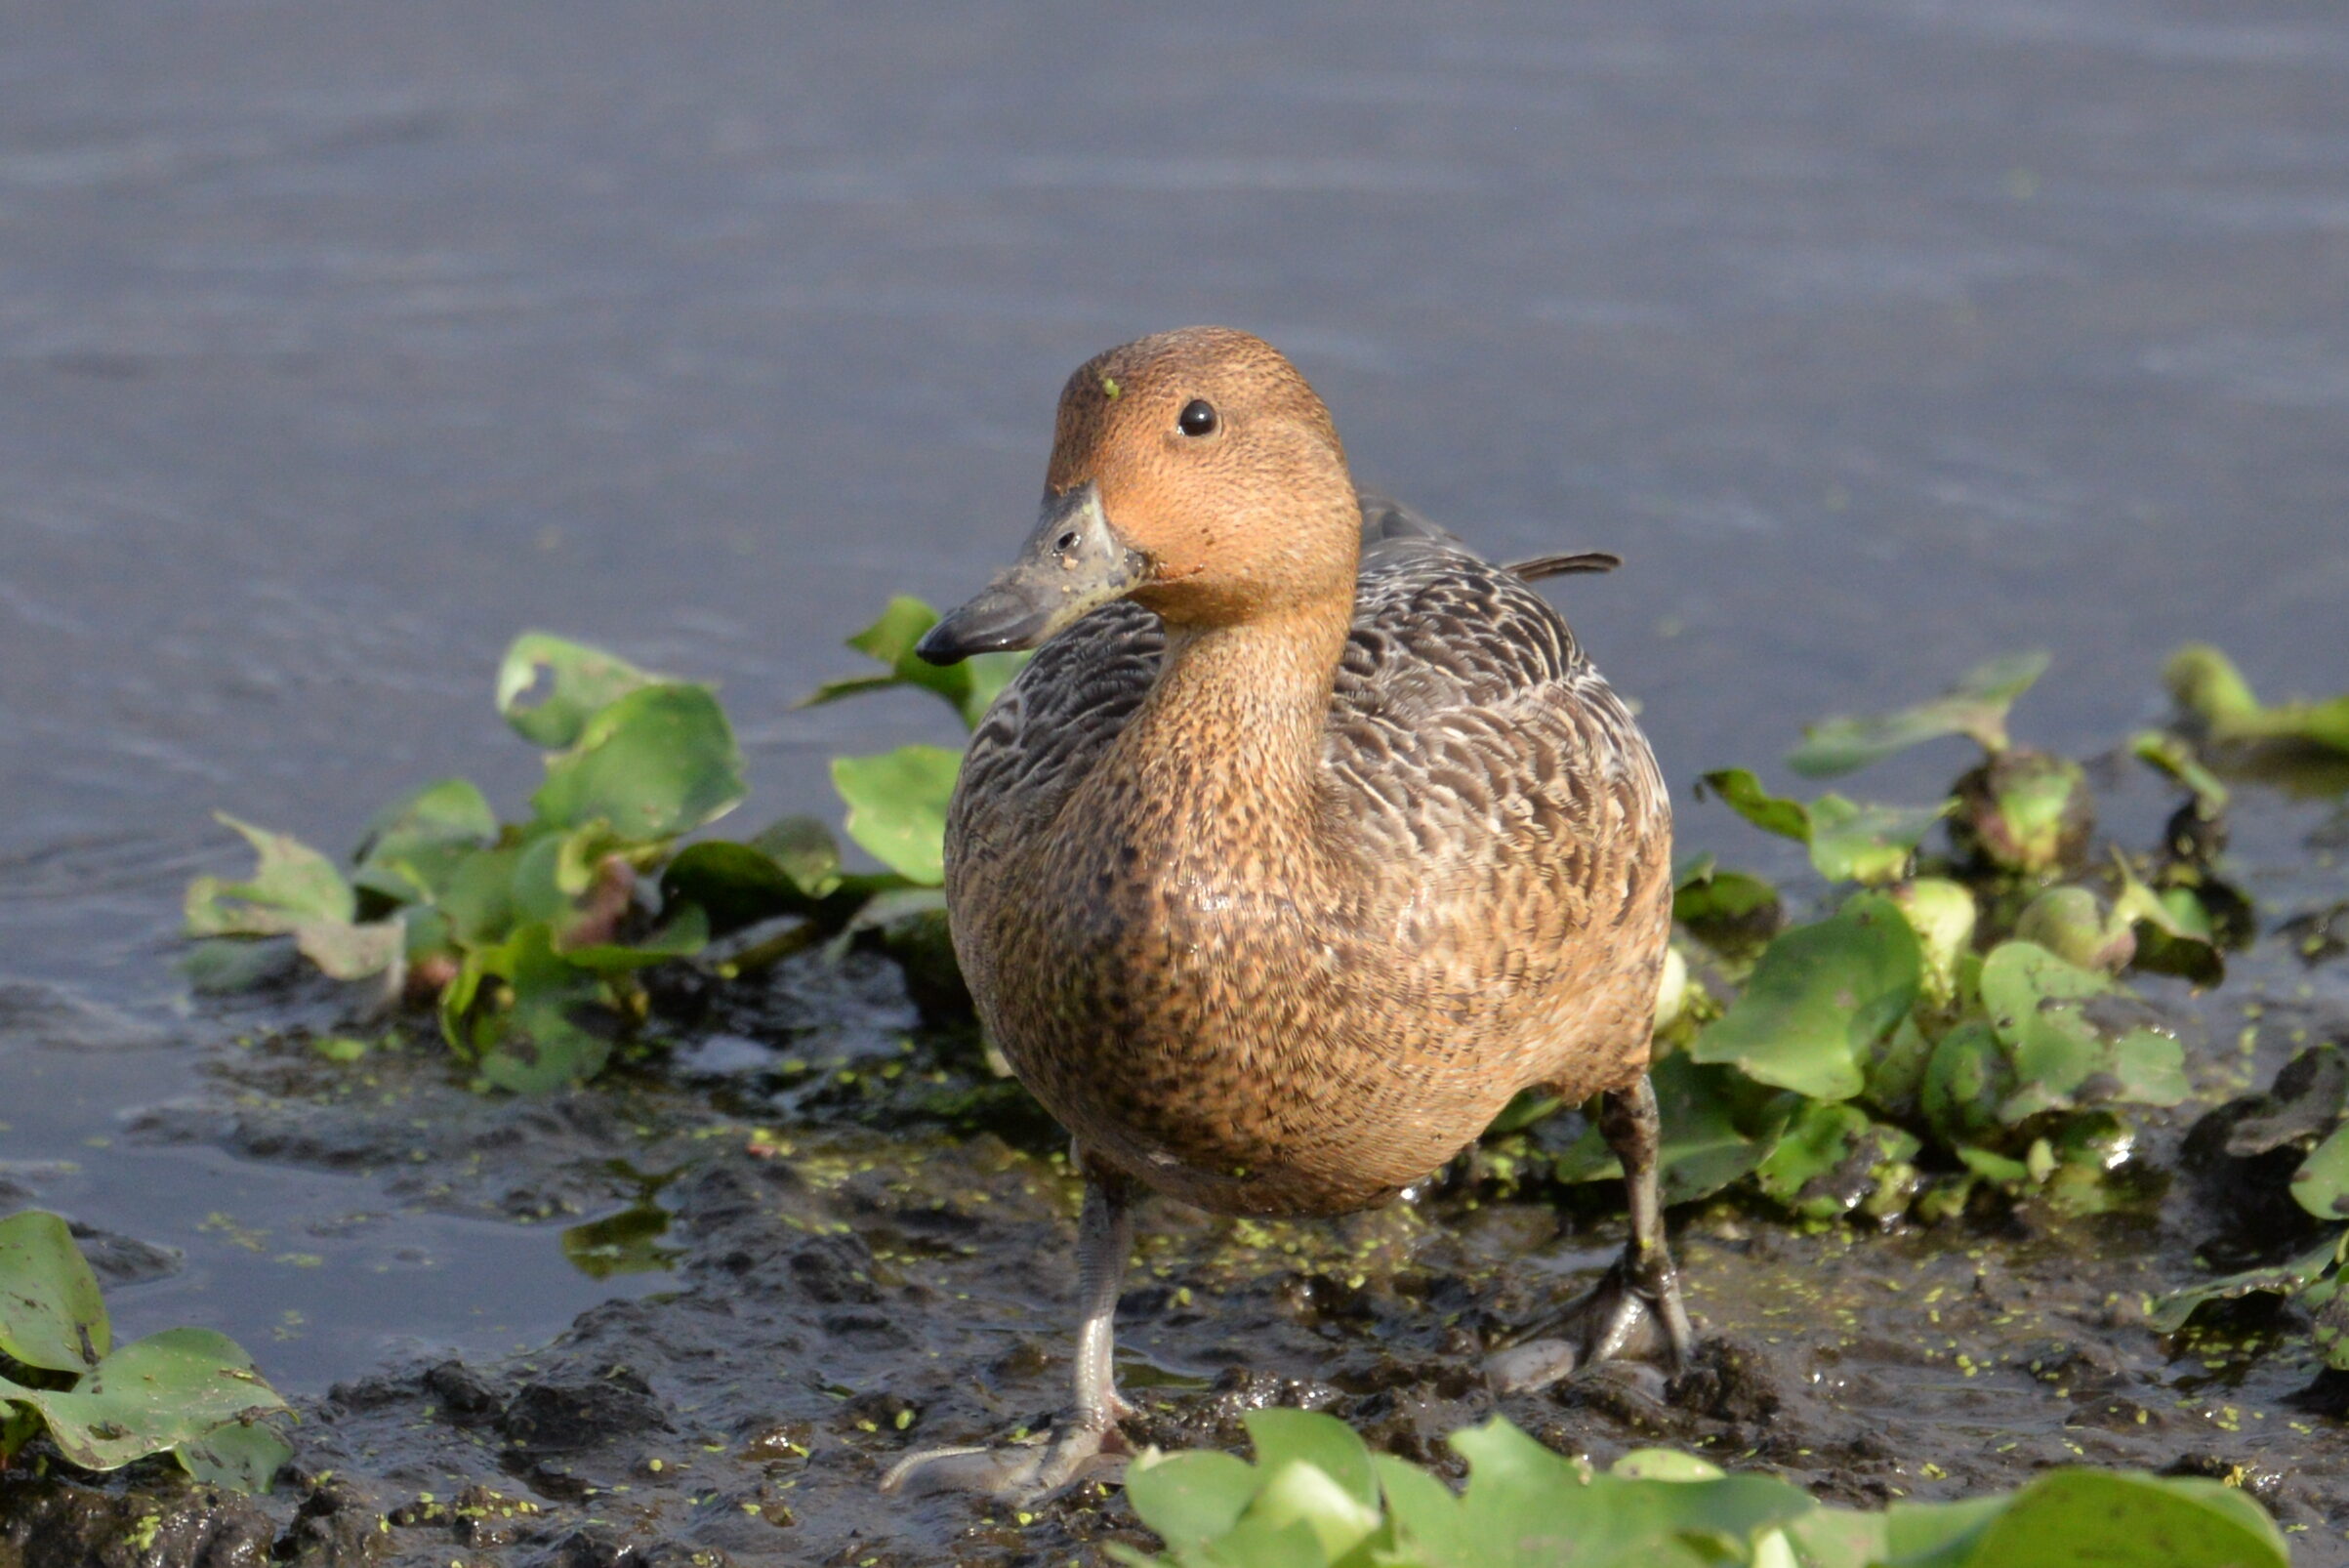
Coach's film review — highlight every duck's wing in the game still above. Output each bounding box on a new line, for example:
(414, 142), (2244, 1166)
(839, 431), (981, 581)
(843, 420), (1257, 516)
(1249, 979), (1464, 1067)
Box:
(950, 598), (1164, 858)
(1323, 528), (1668, 931)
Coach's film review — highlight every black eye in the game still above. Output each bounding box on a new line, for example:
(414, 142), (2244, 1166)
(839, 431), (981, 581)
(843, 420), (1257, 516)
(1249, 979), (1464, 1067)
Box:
(1177, 398), (1218, 437)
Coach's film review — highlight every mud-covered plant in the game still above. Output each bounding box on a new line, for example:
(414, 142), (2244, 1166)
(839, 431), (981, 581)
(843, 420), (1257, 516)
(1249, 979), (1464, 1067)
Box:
(2157, 1039), (2349, 1371)
(1112, 1408), (2287, 1568)
(0, 1212), (290, 1492)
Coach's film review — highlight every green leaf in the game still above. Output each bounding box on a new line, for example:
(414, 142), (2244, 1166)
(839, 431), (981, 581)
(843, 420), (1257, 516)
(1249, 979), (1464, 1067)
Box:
(1788, 652), (2048, 776)
(1125, 1449), (1263, 1552)
(2293, 1123), (2349, 1220)
(293, 919), (405, 982)
(2166, 644), (2349, 757)
(534, 683), (746, 841)
(1980, 942), (2186, 1121)
(450, 924), (613, 1092)
(561, 903), (710, 971)
(1956, 1468), (2287, 1567)
(1698, 772), (1944, 885)
(750, 815), (845, 895)
(832, 745), (963, 885)
(352, 778), (497, 903)
(1921, 1021), (2015, 1146)
(0, 1327), (287, 1475)
(1555, 1053), (1797, 1206)
(1699, 768), (1810, 843)
(497, 633), (658, 749)
(1752, 1102), (1921, 1220)
(802, 597), (1029, 730)
(185, 815), (353, 936)
(1889, 878), (1977, 1006)
(659, 842), (810, 935)
(2149, 1235), (2344, 1333)
(0, 1211), (110, 1372)
(1690, 894), (1922, 1100)
(2129, 729), (2230, 819)
(176, 1417), (293, 1493)
(1805, 796), (1951, 885)
(1242, 1409), (1377, 1512)
(178, 938), (292, 995)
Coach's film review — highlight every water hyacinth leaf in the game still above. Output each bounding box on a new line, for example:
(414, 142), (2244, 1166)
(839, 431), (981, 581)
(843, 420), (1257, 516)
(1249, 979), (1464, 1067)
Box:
(0, 1211), (110, 1372)
(659, 842), (810, 935)
(1671, 856), (1781, 939)
(561, 902), (710, 971)
(1958, 1469), (2288, 1568)
(1442, 1419), (1819, 1568)
(1921, 1020), (2012, 1145)
(802, 597), (1026, 731)
(1787, 651), (2047, 777)
(437, 842), (524, 947)
(1981, 941), (2187, 1120)
(292, 918), (405, 982)
(1805, 795), (1950, 885)
(1698, 768), (1810, 843)
(2166, 644), (2349, 757)
(1953, 750), (2093, 876)
(1123, 1449), (1263, 1554)
(2149, 1235), (2344, 1333)
(2292, 1121), (2349, 1219)
(454, 924), (613, 1092)
(351, 778), (497, 904)
(751, 814), (845, 896)
(1690, 894), (1922, 1101)
(1553, 1053), (1795, 1205)
(185, 815), (353, 936)
(2013, 887), (2133, 975)
(497, 633), (658, 749)
(832, 745), (963, 885)
(177, 1418), (292, 1493)
(2130, 729), (2230, 819)
(1890, 878), (1976, 1005)
(2109, 857), (2224, 985)
(533, 682), (746, 841)
(1752, 1102), (1921, 1220)
(1241, 1409), (1378, 1511)
(1244, 1460), (1384, 1561)
(0, 1327), (287, 1474)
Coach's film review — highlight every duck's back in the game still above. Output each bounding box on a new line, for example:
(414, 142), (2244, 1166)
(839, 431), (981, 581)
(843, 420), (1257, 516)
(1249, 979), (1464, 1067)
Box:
(945, 497), (1672, 1215)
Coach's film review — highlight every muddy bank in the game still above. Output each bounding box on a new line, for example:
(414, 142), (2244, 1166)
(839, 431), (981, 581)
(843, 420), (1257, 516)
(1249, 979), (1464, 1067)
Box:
(3, 916), (2347, 1566)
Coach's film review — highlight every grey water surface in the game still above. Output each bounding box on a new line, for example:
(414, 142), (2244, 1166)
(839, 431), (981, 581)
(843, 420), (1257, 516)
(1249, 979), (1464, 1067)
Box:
(1, 0), (2344, 1396)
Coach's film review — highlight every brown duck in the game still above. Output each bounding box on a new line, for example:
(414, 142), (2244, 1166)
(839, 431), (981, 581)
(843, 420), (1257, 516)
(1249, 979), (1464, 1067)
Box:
(885, 326), (1689, 1498)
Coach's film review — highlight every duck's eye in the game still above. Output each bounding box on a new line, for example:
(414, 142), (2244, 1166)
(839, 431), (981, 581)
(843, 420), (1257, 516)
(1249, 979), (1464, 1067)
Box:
(1177, 398), (1218, 437)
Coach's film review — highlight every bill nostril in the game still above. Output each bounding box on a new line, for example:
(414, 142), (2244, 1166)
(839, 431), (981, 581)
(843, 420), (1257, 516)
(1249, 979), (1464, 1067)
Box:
(1056, 531), (1080, 553)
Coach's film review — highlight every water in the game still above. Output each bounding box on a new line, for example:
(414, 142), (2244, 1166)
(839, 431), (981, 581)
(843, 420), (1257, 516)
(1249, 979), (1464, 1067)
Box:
(3, 0), (2344, 1405)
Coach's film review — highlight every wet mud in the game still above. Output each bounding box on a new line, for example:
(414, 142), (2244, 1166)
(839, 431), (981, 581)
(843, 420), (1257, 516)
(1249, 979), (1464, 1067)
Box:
(6, 907), (2349, 1567)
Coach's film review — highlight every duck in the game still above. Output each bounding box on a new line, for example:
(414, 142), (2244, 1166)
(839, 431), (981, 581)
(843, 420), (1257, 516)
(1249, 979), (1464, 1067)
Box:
(883, 326), (1689, 1499)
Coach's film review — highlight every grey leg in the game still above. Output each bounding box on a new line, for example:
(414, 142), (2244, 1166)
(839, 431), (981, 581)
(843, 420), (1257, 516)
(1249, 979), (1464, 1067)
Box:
(1070, 1165), (1137, 1428)
(1588, 1076), (1696, 1366)
(880, 1156), (1138, 1499)
(1485, 1073), (1697, 1394)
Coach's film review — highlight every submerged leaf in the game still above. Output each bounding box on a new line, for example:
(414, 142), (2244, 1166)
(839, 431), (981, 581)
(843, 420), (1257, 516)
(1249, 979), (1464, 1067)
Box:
(832, 745), (963, 885)
(497, 633), (658, 749)
(1691, 894), (1922, 1100)
(1788, 651), (2047, 776)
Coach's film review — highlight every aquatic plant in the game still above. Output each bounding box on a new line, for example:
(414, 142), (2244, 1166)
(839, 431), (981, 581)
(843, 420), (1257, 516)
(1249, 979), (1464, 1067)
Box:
(1112, 1407), (2287, 1568)
(0, 1212), (289, 1492)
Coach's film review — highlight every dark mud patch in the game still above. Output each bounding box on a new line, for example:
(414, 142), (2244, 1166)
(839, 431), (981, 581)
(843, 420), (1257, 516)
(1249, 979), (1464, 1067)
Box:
(10, 951), (2349, 1564)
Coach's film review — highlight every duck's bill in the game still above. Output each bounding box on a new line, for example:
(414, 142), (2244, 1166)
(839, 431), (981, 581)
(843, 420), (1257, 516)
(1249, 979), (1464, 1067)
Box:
(916, 482), (1148, 665)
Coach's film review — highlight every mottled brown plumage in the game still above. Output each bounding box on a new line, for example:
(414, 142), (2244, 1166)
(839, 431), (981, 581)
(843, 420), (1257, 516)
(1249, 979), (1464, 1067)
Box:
(885, 326), (1687, 1500)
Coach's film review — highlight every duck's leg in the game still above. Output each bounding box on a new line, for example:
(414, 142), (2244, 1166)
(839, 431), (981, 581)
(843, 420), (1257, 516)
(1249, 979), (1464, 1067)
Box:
(1487, 1075), (1696, 1392)
(880, 1159), (1136, 1500)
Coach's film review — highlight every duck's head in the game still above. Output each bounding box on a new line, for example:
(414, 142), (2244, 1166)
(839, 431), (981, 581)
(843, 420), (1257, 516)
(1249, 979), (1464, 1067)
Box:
(917, 326), (1360, 664)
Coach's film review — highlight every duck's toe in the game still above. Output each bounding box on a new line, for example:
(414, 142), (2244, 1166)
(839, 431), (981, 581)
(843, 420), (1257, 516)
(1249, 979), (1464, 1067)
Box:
(879, 1419), (1130, 1502)
(1484, 1249), (1697, 1395)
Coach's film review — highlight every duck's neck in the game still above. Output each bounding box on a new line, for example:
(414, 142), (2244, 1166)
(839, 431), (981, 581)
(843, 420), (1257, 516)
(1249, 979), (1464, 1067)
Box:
(1118, 598), (1352, 855)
